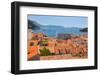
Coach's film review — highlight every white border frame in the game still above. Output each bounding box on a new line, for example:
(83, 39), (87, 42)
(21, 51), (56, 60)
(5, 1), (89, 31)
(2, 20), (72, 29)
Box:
(20, 6), (95, 70)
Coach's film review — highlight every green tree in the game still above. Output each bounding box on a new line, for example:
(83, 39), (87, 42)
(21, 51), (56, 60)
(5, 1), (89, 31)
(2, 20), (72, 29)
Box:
(40, 47), (51, 56)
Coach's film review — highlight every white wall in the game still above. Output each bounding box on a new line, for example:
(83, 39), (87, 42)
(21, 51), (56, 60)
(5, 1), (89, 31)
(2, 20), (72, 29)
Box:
(0, 0), (99, 76)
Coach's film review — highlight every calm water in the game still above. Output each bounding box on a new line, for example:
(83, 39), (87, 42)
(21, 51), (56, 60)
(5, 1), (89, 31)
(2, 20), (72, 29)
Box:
(33, 25), (87, 37)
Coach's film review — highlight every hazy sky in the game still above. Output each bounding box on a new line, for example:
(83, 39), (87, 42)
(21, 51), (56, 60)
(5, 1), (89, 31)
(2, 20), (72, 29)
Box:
(28, 15), (88, 28)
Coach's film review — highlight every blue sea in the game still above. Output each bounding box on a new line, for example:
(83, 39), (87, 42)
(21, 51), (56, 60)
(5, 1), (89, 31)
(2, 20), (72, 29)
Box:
(33, 25), (87, 37)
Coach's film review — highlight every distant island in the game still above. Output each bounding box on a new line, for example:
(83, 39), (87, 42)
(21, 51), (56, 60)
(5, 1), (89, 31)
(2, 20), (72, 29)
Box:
(80, 28), (88, 32)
